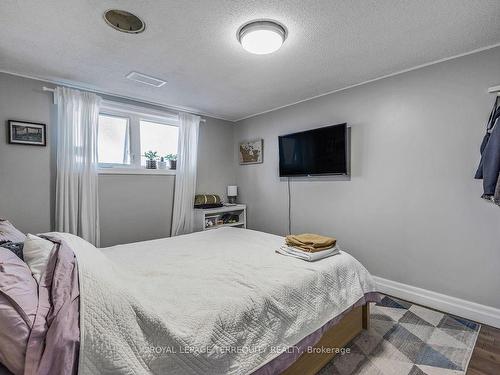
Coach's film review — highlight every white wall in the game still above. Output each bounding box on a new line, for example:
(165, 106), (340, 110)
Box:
(235, 47), (500, 309)
(0, 73), (236, 246)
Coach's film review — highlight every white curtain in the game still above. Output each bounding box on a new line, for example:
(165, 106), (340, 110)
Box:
(55, 87), (102, 246)
(171, 112), (200, 236)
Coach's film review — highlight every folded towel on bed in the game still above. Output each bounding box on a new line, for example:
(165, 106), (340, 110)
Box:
(277, 244), (340, 261)
(285, 233), (337, 253)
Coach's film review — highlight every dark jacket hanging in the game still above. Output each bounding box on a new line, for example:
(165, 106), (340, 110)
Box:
(475, 97), (500, 199)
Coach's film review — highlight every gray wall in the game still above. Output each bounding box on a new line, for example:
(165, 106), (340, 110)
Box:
(0, 72), (235, 247)
(235, 47), (500, 309)
(99, 115), (235, 247)
(197, 117), (236, 195)
(99, 175), (175, 246)
(0, 73), (54, 233)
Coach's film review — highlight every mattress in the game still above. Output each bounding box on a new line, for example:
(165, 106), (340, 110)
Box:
(54, 227), (377, 374)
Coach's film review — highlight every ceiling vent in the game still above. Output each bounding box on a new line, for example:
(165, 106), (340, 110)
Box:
(126, 72), (166, 87)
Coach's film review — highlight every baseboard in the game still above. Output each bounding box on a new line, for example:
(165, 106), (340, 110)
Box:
(373, 276), (500, 329)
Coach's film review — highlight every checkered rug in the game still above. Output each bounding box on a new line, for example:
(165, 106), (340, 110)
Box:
(318, 295), (480, 375)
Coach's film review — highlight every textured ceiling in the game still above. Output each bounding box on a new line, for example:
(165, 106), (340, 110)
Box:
(1, 0), (500, 121)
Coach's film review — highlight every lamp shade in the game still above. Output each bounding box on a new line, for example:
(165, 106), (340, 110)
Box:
(227, 185), (238, 197)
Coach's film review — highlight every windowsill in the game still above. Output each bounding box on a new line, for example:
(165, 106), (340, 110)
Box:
(98, 168), (176, 176)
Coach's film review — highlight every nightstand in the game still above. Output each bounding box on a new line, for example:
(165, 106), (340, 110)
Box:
(193, 204), (247, 232)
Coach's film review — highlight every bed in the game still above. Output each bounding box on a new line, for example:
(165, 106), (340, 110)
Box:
(1, 226), (379, 375)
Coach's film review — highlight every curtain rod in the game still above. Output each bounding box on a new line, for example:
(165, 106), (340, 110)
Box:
(42, 86), (206, 122)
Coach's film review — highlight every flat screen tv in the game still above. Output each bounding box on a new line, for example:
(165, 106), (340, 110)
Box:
(278, 123), (348, 177)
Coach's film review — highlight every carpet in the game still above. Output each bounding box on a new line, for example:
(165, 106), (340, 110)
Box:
(318, 295), (480, 375)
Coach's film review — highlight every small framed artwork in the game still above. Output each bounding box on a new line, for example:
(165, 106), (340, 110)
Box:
(239, 139), (263, 164)
(8, 120), (47, 146)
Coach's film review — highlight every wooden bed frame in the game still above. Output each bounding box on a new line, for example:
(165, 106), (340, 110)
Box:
(282, 303), (370, 375)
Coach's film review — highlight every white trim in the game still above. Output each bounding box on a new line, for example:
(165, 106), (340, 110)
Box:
(373, 276), (500, 328)
(234, 42), (500, 121)
(97, 102), (180, 170)
(101, 100), (179, 124)
(98, 168), (176, 176)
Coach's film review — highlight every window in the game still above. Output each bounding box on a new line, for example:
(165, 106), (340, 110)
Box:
(97, 102), (179, 172)
(98, 115), (130, 165)
(140, 120), (179, 166)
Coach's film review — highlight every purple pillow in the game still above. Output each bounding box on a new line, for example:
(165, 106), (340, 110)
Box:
(0, 247), (38, 375)
(0, 220), (26, 243)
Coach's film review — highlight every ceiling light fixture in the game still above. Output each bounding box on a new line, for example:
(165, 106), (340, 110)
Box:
(238, 20), (287, 55)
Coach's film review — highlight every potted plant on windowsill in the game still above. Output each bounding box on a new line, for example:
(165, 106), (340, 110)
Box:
(165, 154), (177, 170)
(144, 150), (159, 169)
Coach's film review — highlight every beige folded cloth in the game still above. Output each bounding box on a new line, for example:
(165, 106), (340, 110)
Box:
(285, 233), (336, 253)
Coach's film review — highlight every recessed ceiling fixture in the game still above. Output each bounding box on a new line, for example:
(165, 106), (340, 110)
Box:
(104, 9), (145, 34)
(238, 20), (287, 55)
(126, 72), (166, 87)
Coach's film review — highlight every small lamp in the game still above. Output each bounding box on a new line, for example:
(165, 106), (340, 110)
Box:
(227, 185), (238, 204)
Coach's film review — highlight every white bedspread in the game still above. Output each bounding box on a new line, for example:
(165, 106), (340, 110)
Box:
(53, 228), (377, 375)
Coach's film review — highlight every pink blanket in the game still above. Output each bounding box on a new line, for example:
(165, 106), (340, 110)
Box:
(24, 236), (80, 375)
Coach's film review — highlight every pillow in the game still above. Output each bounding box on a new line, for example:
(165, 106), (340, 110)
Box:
(0, 241), (24, 260)
(0, 219), (26, 243)
(23, 234), (55, 283)
(0, 247), (38, 375)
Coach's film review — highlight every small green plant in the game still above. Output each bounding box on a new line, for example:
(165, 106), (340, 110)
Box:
(165, 154), (177, 161)
(143, 151), (158, 160)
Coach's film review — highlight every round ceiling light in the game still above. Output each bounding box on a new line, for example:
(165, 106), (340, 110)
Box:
(104, 9), (145, 34)
(238, 20), (287, 55)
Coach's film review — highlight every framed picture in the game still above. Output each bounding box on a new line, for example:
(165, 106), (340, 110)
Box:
(239, 139), (263, 164)
(8, 120), (46, 146)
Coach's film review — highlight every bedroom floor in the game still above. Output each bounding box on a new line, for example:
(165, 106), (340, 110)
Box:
(318, 295), (500, 375)
(467, 324), (500, 375)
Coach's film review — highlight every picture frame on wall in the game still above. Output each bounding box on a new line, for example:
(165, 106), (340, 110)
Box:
(8, 120), (47, 146)
(239, 139), (263, 164)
